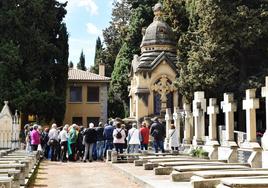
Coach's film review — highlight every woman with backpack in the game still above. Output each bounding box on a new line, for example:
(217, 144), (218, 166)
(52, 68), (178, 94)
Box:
(169, 124), (179, 151)
(112, 122), (126, 154)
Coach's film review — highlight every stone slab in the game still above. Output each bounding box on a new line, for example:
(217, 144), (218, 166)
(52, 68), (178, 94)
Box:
(173, 165), (249, 172)
(219, 178), (268, 188)
(194, 170), (268, 179)
(159, 161), (225, 167)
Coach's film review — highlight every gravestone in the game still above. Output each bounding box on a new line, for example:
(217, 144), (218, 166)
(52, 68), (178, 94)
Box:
(183, 103), (193, 144)
(261, 76), (268, 150)
(192, 92), (206, 146)
(219, 93), (238, 163)
(203, 98), (219, 159)
(239, 89), (261, 168)
(173, 107), (181, 145)
(0, 101), (13, 148)
(164, 108), (172, 150)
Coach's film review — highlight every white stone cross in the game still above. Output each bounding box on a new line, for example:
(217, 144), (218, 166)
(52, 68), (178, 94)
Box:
(243, 89), (259, 143)
(192, 91), (206, 145)
(165, 108), (172, 149)
(262, 76), (268, 134)
(207, 98), (219, 142)
(221, 93), (237, 144)
(173, 107), (181, 144)
(183, 103), (193, 144)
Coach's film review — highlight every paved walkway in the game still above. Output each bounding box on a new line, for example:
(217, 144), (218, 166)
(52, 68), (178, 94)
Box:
(30, 160), (142, 188)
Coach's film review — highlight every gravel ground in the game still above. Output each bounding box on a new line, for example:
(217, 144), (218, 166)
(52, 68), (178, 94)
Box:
(29, 160), (142, 188)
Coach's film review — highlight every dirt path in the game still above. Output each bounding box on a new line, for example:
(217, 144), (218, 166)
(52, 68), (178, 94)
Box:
(30, 160), (142, 188)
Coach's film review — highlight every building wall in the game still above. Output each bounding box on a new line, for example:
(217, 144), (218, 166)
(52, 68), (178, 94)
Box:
(129, 59), (177, 121)
(63, 81), (108, 126)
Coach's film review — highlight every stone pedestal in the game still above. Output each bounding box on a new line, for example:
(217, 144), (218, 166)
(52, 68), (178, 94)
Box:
(192, 92), (206, 146)
(183, 103), (193, 144)
(164, 108), (172, 150)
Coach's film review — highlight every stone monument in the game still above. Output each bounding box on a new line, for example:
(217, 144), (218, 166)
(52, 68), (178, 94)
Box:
(192, 91), (206, 146)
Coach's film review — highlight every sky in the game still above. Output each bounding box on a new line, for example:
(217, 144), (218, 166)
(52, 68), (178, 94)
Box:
(58, 0), (114, 68)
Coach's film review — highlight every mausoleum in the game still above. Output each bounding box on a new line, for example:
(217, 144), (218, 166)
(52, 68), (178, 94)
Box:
(129, 3), (179, 122)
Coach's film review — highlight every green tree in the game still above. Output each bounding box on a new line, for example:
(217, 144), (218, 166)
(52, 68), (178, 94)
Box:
(0, 0), (69, 124)
(69, 61), (74, 68)
(91, 37), (103, 74)
(77, 50), (87, 71)
(109, 0), (158, 117)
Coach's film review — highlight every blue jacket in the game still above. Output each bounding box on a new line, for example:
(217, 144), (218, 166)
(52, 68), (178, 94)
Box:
(103, 125), (114, 140)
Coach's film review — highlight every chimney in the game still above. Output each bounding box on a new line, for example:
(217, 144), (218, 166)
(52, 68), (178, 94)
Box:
(99, 62), (105, 76)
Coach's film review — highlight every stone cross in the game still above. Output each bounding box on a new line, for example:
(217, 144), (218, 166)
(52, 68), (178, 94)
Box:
(207, 98), (219, 143)
(262, 76), (268, 134)
(173, 107), (181, 144)
(243, 89), (259, 143)
(183, 103), (193, 144)
(221, 93), (237, 145)
(151, 75), (175, 112)
(262, 77), (268, 150)
(192, 91), (206, 145)
(164, 108), (172, 150)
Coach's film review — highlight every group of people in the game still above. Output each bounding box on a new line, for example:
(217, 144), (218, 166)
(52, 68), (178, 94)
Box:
(22, 117), (180, 162)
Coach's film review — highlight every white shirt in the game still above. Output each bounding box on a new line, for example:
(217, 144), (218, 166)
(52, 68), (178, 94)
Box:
(48, 128), (59, 141)
(58, 129), (68, 143)
(128, 128), (140, 145)
(113, 128), (126, 144)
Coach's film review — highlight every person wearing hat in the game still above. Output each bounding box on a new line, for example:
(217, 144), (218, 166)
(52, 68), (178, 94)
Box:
(150, 117), (165, 153)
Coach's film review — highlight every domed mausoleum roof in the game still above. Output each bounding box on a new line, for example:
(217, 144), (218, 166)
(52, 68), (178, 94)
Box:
(140, 3), (176, 50)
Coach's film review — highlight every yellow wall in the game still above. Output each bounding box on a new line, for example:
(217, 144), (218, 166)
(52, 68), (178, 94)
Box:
(63, 81), (107, 126)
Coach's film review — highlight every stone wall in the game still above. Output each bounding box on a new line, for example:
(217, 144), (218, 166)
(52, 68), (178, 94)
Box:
(99, 84), (108, 124)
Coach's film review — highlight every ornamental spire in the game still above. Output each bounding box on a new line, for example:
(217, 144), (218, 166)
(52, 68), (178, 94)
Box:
(153, 3), (163, 21)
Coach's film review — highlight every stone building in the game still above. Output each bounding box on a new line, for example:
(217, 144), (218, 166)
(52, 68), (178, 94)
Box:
(129, 3), (179, 122)
(63, 64), (110, 126)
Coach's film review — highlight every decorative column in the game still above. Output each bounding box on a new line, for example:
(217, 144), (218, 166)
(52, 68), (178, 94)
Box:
(173, 107), (181, 144)
(183, 103), (193, 144)
(204, 98), (219, 159)
(219, 93), (238, 163)
(164, 108), (172, 150)
(192, 91), (206, 146)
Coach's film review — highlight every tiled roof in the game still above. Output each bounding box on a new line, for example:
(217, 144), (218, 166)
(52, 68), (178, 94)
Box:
(68, 69), (110, 82)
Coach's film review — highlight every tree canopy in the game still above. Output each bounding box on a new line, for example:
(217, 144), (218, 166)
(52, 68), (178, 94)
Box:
(0, 0), (69, 124)
(77, 50), (87, 71)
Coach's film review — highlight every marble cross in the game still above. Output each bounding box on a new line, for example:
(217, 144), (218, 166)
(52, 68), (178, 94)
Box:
(262, 76), (268, 134)
(183, 103), (193, 144)
(243, 89), (259, 143)
(207, 98), (219, 143)
(192, 91), (206, 145)
(221, 93), (237, 144)
(164, 108), (172, 149)
(173, 107), (181, 144)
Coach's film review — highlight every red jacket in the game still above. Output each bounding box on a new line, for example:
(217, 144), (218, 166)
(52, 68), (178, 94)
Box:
(140, 127), (149, 144)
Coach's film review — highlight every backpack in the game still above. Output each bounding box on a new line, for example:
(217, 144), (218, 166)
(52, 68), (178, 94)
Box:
(152, 128), (161, 140)
(116, 129), (123, 139)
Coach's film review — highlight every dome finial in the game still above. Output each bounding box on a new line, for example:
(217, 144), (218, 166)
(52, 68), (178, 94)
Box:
(153, 3), (163, 21)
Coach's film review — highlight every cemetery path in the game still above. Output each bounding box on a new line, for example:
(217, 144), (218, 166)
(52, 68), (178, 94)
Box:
(29, 160), (142, 188)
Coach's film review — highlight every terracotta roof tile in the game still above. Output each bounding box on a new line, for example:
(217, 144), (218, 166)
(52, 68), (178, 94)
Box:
(68, 69), (110, 82)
